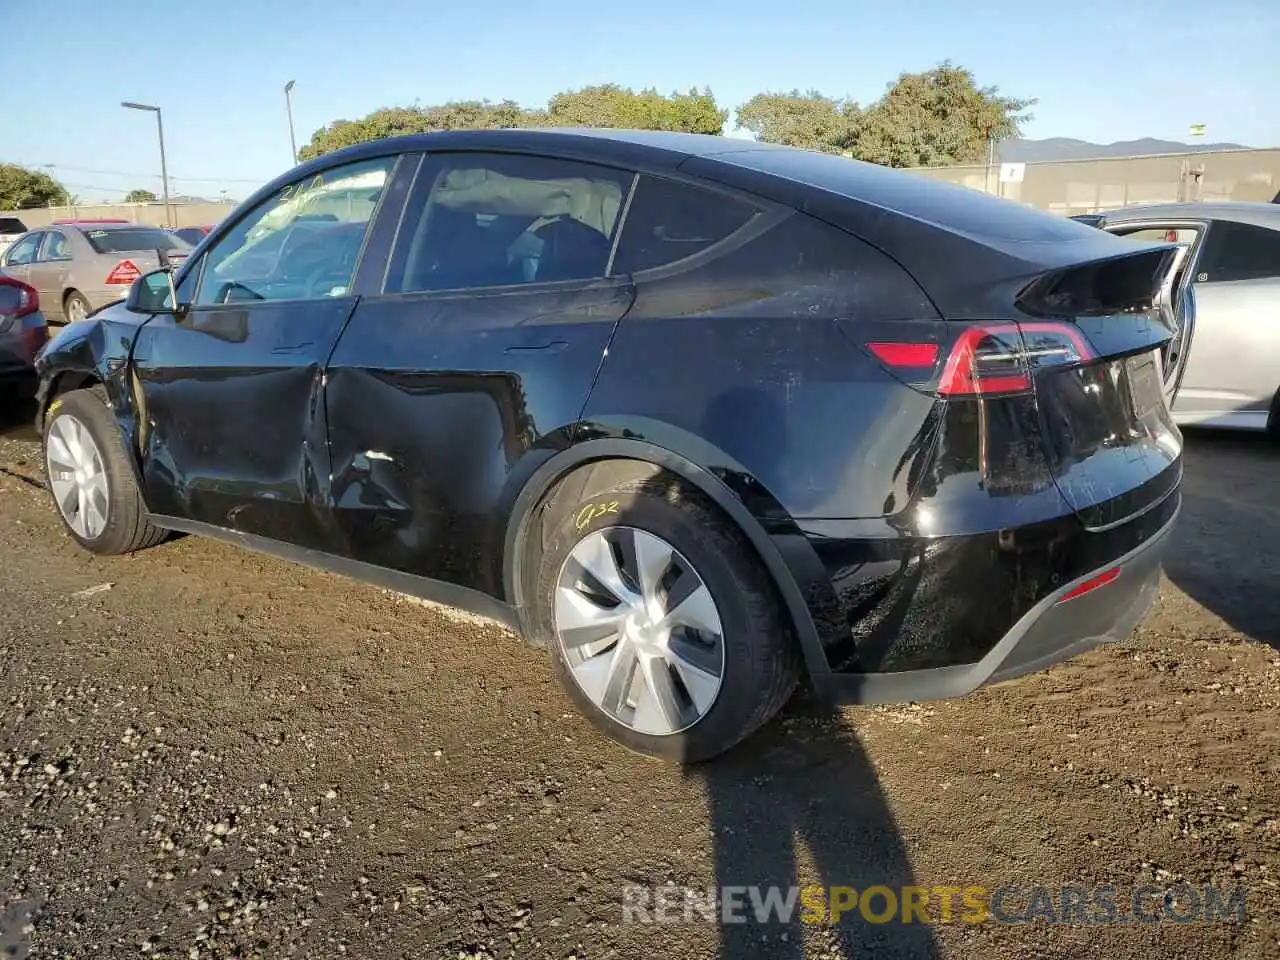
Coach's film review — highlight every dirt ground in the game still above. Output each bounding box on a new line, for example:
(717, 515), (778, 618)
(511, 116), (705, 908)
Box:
(0, 398), (1277, 960)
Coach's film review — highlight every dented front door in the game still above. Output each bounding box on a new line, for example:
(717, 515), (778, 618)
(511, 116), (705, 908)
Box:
(131, 297), (356, 547)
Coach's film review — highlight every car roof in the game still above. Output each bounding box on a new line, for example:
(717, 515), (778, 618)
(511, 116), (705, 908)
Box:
(62, 222), (157, 232)
(1094, 201), (1280, 230)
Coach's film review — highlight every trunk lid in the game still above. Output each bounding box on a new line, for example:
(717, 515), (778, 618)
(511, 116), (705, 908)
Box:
(1014, 246), (1183, 530)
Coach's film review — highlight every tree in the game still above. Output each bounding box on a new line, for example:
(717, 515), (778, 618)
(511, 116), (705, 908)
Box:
(544, 85), (726, 134)
(736, 64), (1032, 167)
(300, 100), (532, 160)
(125, 189), (158, 203)
(0, 164), (71, 210)
(855, 63), (1033, 167)
(735, 91), (861, 154)
(299, 87), (727, 160)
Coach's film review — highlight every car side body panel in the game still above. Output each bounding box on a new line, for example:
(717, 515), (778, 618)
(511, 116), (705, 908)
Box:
(1172, 276), (1280, 430)
(324, 277), (634, 597)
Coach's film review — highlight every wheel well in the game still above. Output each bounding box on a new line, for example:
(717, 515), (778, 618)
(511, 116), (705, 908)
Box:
(39, 371), (102, 432)
(506, 452), (827, 680)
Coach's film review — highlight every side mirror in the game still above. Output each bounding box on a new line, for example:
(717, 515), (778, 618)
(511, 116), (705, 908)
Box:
(126, 267), (183, 316)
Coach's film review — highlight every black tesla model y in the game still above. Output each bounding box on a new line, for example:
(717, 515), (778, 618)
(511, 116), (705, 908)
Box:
(35, 130), (1182, 761)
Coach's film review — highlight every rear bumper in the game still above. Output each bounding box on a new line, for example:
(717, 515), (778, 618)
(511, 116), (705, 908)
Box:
(809, 498), (1176, 704)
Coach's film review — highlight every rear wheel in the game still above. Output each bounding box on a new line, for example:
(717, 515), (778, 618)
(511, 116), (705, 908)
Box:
(527, 472), (800, 762)
(64, 290), (91, 324)
(42, 386), (166, 554)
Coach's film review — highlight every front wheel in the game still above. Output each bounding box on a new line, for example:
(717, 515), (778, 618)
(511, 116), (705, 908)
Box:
(528, 473), (800, 762)
(42, 386), (167, 555)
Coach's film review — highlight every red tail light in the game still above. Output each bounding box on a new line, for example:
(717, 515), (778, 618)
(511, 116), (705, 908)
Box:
(867, 321), (1095, 398)
(105, 259), (142, 285)
(0, 275), (39, 327)
(866, 342), (939, 367)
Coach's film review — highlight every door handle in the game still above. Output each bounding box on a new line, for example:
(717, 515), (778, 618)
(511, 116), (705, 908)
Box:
(504, 340), (568, 355)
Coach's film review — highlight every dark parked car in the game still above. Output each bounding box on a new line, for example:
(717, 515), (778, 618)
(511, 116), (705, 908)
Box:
(0, 271), (48, 399)
(34, 130), (1182, 761)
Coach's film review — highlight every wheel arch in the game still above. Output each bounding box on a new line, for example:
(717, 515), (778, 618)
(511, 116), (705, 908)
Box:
(501, 437), (831, 680)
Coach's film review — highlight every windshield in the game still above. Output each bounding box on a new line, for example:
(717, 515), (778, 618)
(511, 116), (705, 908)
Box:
(84, 228), (191, 255)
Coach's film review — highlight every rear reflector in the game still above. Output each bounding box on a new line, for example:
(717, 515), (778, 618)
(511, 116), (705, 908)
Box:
(105, 259), (142, 285)
(1056, 566), (1121, 604)
(866, 342), (940, 368)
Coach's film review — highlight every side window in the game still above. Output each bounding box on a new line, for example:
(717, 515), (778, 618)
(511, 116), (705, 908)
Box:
(39, 232), (69, 261)
(5, 234), (42, 266)
(391, 153), (631, 293)
(194, 155), (395, 306)
(1113, 226), (1198, 246)
(1196, 220), (1280, 283)
(611, 176), (760, 274)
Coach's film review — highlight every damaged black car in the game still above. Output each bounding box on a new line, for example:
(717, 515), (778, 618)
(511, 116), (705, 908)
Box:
(35, 129), (1182, 761)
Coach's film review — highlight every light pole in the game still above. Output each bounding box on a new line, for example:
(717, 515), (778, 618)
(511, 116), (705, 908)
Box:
(121, 101), (172, 227)
(284, 80), (298, 165)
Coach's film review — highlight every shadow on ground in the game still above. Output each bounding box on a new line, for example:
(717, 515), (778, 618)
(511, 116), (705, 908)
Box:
(0, 394), (38, 442)
(1163, 427), (1280, 649)
(693, 696), (939, 958)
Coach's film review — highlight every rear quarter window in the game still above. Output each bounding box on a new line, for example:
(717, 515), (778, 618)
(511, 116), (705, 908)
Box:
(84, 228), (190, 255)
(612, 176), (760, 274)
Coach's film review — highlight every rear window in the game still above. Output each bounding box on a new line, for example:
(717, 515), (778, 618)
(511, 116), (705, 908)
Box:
(0, 217), (28, 234)
(83, 227), (190, 255)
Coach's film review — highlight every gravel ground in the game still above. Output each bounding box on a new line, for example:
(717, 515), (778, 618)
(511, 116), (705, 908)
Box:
(0, 401), (1277, 959)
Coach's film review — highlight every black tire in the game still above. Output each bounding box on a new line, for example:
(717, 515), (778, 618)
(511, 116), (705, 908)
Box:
(42, 386), (167, 555)
(63, 290), (92, 325)
(527, 471), (800, 762)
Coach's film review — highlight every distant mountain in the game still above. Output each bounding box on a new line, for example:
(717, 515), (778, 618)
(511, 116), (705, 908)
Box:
(996, 137), (1250, 163)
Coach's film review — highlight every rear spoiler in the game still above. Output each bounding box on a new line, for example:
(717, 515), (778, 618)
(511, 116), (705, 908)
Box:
(1015, 246), (1178, 319)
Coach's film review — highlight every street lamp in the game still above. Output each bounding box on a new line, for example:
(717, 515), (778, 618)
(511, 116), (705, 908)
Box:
(284, 80), (298, 165)
(121, 101), (172, 228)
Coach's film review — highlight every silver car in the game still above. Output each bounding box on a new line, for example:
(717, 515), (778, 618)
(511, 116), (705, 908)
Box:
(1077, 202), (1280, 434)
(0, 221), (191, 324)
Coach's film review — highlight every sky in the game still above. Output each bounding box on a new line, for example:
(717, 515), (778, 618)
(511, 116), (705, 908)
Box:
(2, 0), (1276, 203)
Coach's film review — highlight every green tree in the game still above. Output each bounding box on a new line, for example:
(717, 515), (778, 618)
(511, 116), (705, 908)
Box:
(299, 100), (532, 160)
(735, 90), (861, 153)
(125, 188), (158, 202)
(0, 164), (71, 210)
(855, 63), (1033, 167)
(298, 86), (727, 160)
(736, 64), (1032, 167)
(544, 85), (726, 134)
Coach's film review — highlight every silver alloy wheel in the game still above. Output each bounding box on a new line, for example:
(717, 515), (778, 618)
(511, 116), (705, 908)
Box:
(45, 413), (110, 540)
(554, 526), (725, 736)
(66, 296), (88, 322)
